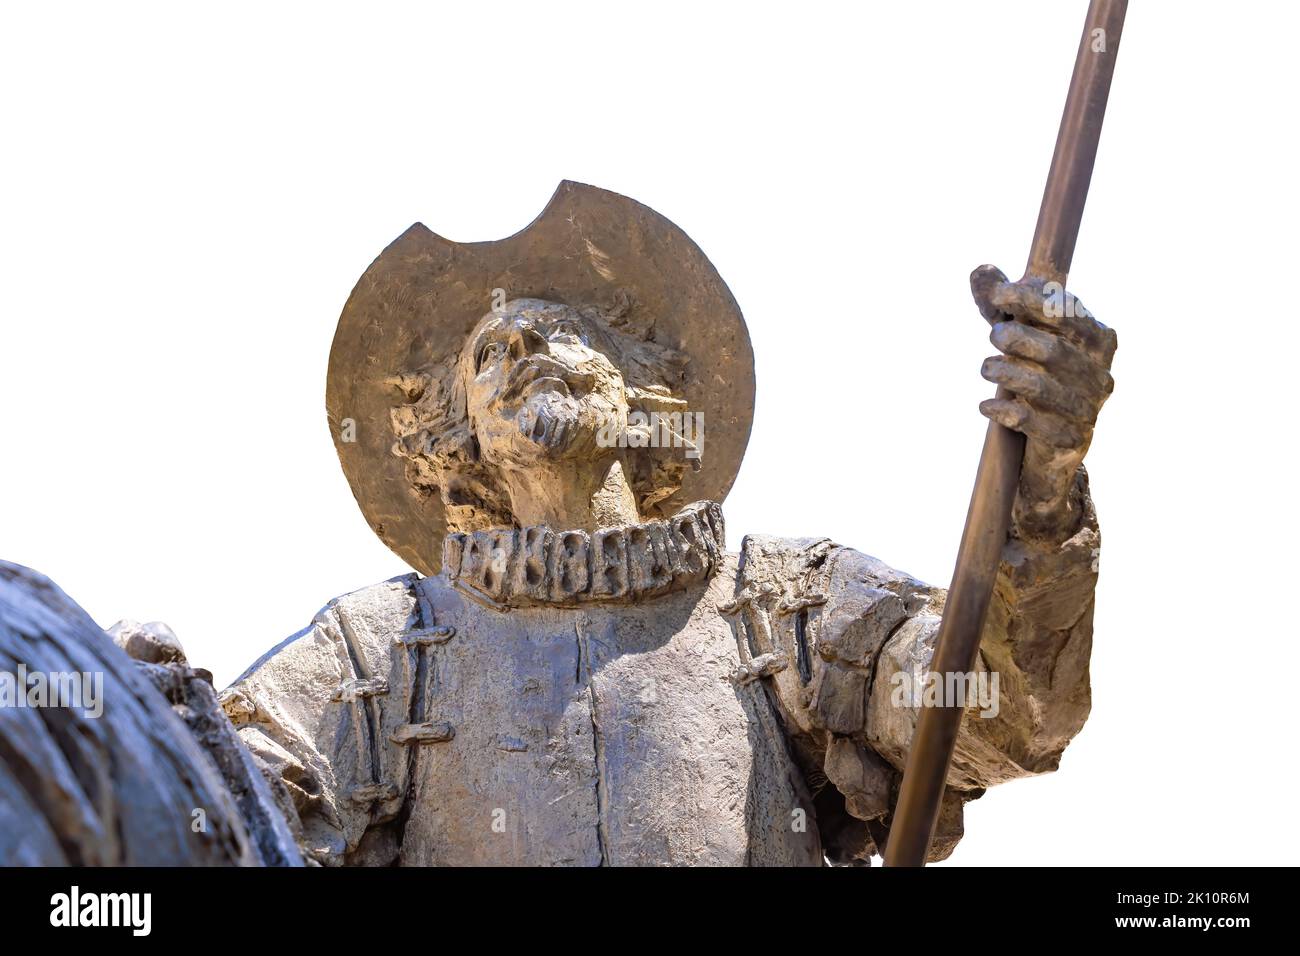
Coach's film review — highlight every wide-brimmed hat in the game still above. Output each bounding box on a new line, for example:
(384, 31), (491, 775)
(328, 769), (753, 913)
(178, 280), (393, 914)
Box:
(326, 181), (755, 576)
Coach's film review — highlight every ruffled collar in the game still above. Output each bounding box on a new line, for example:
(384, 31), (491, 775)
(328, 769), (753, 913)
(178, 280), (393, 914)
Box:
(440, 501), (725, 609)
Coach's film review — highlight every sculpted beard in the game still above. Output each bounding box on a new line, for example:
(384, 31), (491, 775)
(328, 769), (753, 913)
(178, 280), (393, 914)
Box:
(499, 354), (619, 459)
(466, 313), (629, 468)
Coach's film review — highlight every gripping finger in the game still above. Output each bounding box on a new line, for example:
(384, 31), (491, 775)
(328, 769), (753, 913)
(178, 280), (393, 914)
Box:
(990, 321), (1114, 397)
(980, 355), (1090, 420)
(989, 281), (1116, 364)
(979, 397), (1085, 449)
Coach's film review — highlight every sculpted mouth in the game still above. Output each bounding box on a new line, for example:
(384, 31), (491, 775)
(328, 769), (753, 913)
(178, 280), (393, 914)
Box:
(502, 355), (590, 403)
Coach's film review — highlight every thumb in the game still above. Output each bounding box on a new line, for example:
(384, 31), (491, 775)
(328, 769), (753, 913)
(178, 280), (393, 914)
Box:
(969, 264), (1010, 325)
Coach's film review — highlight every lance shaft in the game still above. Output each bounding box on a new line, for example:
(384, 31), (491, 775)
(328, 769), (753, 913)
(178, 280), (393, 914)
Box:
(885, 0), (1127, 867)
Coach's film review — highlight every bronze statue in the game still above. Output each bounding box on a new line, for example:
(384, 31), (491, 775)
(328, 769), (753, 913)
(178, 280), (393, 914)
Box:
(215, 180), (1116, 865)
(0, 1), (1128, 871)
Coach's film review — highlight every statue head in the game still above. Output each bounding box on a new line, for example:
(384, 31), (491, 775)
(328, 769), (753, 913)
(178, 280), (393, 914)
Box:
(326, 181), (754, 576)
(462, 299), (631, 469)
(388, 297), (694, 533)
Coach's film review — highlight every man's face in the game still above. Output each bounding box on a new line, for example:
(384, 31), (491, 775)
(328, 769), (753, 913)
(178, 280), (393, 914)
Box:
(462, 302), (628, 467)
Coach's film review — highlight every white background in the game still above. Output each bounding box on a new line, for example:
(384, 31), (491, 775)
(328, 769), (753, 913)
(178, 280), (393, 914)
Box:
(3, 1), (1296, 866)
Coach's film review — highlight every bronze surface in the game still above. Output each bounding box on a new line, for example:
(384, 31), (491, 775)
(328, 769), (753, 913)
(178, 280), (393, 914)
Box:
(326, 181), (756, 576)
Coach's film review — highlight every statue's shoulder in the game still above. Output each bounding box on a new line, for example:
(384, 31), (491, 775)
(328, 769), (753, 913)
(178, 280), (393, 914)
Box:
(225, 573), (422, 709)
(220, 573), (433, 864)
(737, 533), (939, 614)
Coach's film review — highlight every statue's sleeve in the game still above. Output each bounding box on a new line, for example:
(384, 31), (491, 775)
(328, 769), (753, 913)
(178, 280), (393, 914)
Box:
(220, 575), (421, 866)
(733, 466), (1099, 863)
(867, 466), (1099, 790)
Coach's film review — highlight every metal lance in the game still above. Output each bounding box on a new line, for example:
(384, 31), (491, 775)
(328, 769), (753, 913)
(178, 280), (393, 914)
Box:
(885, 0), (1128, 867)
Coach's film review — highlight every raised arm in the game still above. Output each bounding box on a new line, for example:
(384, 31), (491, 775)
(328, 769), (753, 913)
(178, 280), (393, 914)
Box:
(874, 268), (1116, 789)
(734, 271), (1116, 862)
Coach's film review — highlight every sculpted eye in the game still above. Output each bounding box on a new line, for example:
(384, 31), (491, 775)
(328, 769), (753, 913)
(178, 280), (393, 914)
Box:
(476, 341), (505, 372)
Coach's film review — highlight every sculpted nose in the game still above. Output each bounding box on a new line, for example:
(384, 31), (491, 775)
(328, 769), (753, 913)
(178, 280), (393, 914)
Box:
(507, 322), (549, 360)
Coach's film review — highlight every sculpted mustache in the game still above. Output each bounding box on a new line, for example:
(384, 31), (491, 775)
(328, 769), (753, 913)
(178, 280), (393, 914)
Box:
(500, 355), (595, 401)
